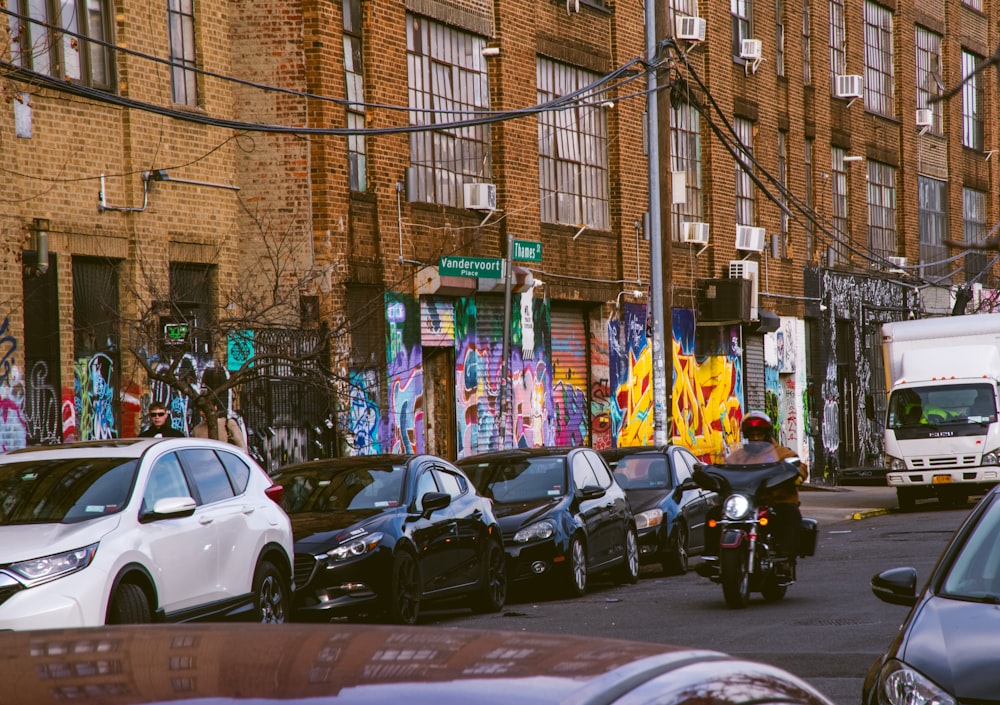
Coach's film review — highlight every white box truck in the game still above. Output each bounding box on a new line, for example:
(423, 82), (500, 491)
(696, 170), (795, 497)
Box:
(882, 314), (1000, 510)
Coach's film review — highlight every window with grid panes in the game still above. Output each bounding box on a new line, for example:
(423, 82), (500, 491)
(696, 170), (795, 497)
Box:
(168, 0), (197, 106)
(670, 101), (703, 240)
(961, 51), (984, 150)
(778, 131), (788, 254)
(7, 0), (114, 90)
(828, 0), (846, 94)
(801, 0), (811, 85)
(344, 0), (367, 192)
(963, 188), (988, 282)
(866, 160), (896, 261)
(915, 28), (942, 135)
(775, 0), (785, 76)
(863, 1), (894, 117)
(406, 15), (491, 207)
(734, 118), (755, 227)
(831, 147), (849, 264)
(918, 176), (947, 279)
(804, 138), (815, 258)
(537, 57), (610, 230)
(731, 0), (752, 59)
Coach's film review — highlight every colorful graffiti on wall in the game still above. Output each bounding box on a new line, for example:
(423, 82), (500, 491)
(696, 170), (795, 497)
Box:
(608, 302), (653, 447)
(74, 353), (117, 440)
(386, 293), (424, 454)
(508, 298), (553, 449)
(671, 309), (743, 462)
(347, 368), (383, 455)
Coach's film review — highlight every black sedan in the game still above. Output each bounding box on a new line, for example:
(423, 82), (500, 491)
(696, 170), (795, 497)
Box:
(457, 446), (639, 597)
(864, 482), (1000, 705)
(273, 454), (506, 624)
(600, 445), (719, 575)
(0, 621), (837, 705)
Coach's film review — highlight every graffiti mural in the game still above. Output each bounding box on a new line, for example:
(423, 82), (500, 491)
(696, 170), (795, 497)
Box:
(671, 309), (743, 462)
(590, 309), (612, 450)
(608, 302), (653, 447)
(764, 317), (808, 462)
(24, 361), (58, 445)
(347, 368), (382, 455)
(509, 297), (553, 449)
(386, 293), (424, 454)
(74, 353), (117, 440)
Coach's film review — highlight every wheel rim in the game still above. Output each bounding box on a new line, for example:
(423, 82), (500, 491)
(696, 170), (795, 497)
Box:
(258, 574), (286, 623)
(488, 545), (507, 605)
(395, 555), (420, 623)
(571, 539), (587, 592)
(676, 525), (689, 571)
(626, 530), (640, 577)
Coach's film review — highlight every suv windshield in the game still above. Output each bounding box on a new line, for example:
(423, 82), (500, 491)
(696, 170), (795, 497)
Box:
(0, 458), (139, 525)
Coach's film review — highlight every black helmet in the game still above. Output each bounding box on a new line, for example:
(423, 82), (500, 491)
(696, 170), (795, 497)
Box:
(741, 411), (774, 439)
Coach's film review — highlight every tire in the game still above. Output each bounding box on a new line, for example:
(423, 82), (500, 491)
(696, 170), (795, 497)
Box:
(760, 571), (788, 601)
(253, 560), (289, 624)
(617, 526), (640, 584)
(106, 583), (152, 624)
(897, 488), (916, 512)
(662, 522), (689, 576)
(720, 547), (751, 609)
(471, 540), (507, 613)
(563, 536), (588, 598)
(390, 550), (421, 625)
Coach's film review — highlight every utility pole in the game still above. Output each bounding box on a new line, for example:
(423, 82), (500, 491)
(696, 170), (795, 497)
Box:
(646, 0), (669, 445)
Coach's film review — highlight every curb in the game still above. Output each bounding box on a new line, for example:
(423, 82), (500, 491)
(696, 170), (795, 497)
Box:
(849, 507), (892, 521)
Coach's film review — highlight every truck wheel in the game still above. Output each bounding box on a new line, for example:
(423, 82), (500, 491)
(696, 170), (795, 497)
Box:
(897, 488), (916, 512)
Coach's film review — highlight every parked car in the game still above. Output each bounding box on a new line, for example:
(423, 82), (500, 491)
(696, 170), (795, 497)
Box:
(273, 454), (505, 624)
(0, 438), (293, 630)
(457, 446), (640, 596)
(864, 482), (1000, 705)
(600, 445), (719, 575)
(0, 620), (837, 705)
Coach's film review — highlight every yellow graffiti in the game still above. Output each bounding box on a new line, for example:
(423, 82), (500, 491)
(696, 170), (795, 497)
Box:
(671, 337), (741, 462)
(617, 346), (654, 446)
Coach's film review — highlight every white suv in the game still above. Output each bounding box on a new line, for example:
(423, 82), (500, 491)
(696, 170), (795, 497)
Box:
(0, 438), (294, 630)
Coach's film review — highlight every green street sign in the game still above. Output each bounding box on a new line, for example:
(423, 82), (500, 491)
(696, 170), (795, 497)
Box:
(439, 256), (504, 279)
(512, 240), (542, 262)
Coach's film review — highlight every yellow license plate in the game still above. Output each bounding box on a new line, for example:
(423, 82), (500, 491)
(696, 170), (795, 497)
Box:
(932, 475), (952, 484)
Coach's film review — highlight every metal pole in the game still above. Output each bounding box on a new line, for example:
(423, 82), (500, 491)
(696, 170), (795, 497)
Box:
(499, 234), (514, 448)
(646, 3), (669, 445)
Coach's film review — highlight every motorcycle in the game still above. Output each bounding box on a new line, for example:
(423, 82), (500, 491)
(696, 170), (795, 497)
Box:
(690, 441), (817, 608)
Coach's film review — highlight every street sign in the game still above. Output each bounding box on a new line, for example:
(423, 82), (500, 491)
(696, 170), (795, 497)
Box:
(512, 239), (542, 262)
(163, 323), (189, 344)
(439, 256), (504, 279)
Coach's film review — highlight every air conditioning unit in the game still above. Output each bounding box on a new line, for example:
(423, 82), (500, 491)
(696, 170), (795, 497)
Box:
(463, 182), (497, 211)
(675, 15), (707, 41)
(887, 256), (907, 269)
(835, 74), (863, 99)
(915, 109), (933, 127)
(683, 221), (710, 245)
(697, 278), (752, 323)
(735, 225), (766, 252)
(729, 260), (760, 320)
(740, 39), (762, 60)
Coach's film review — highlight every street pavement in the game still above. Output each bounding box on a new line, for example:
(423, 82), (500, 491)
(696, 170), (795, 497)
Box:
(799, 482), (898, 522)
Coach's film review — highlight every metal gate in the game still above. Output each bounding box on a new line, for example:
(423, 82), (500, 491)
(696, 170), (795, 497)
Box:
(551, 307), (590, 446)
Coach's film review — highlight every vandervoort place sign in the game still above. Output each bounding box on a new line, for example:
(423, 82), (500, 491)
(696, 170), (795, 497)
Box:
(439, 256), (504, 279)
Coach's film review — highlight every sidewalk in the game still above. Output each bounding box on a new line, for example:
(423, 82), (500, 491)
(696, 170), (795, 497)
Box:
(799, 482), (897, 521)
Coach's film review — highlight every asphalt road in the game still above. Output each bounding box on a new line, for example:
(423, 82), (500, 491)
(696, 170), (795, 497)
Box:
(426, 483), (973, 705)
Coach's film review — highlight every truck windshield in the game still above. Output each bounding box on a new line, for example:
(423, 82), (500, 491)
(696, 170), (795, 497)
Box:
(887, 383), (997, 429)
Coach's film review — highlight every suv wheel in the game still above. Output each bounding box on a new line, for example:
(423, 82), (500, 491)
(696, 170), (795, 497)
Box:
(253, 560), (289, 623)
(107, 583), (151, 624)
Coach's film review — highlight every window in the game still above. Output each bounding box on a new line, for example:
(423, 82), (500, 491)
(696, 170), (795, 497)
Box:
(828, 0), (846, 93)
(669, 0), (699, 36)
(775, 0), (785, 76)
(915, 28), (942, 135)
(537, 57), (609, 230)
(406, 15), (491, 208)
(344, 0), (367, 192)
(801, 0), (811, 85)
(863, 1), (894, 116)
(670, 101), (702, 240)
(178, 449), (236, 505)
(961, 0), (982, 10)
(571, 453), (600, 489)
(731, 0), (752, 58)
(143, 454), (192, 512)
(962, 50), (984, 150)
(217, 451), (251, 494)
(734, 117), (755, 226)
(167, 0), (197, 106)
(963, 188), (988, 282)
(866, 159), (896, 261)
(830, 147), (849, 264)
(778, 130), (788, 254)
(7, 0), (114, 90)
(804, 138), (815, 258)
(918, 176), (947, 279)
(169, 263), (215, 356)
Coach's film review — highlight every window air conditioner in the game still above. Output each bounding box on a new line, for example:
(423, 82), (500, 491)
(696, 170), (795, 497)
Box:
(463, 182), (497, 211)
(683, 222), (710, 244)
(675, 15), (707, 41)
(887, 256), (907, 269)
(915, 109), (933, 127)
(735, 225), (766, 252)
(740, 39), (762, 60)
(835, 74), (863, 99)
(729, 260), (760, 320)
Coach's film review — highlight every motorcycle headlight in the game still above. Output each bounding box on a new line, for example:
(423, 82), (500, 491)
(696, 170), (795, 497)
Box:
(982, 449), (999, 466)
(513, 520), (554, 543)
(634, 508), (663, 530)
(324, 532), (384, 563)
(9, 544), (99, 586)
(723, 494), (752, 520)
(876, 659), (955, 705)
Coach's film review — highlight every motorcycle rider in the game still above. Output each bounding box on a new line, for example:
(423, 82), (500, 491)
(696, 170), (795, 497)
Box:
(740, 411), (808, 580)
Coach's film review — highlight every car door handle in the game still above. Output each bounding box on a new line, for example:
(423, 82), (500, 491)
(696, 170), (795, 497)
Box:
(199, 515), (214, 525)
(242, 505), (255, 515)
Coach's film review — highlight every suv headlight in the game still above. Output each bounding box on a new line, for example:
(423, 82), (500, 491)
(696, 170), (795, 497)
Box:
(887, 456), (906, 471)
(982, 449), (999, 466)
(9, 544), (98, 586)
(723, 494), (751, 520)
(325, 532), (384, 563)
(876, 659), (955, 705)
(634, 509), (663, 530)
(513, 520), (554, 543)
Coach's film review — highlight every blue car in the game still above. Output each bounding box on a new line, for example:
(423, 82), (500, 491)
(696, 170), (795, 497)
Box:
(600, 445), (719, 575)
(458, 447), (639, 597)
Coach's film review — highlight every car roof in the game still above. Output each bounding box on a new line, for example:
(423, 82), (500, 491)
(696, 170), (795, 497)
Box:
(599, 445), (674, 459)
(0, 437), (237, 460)
(456, 447), (583, 463)
(275, 454), (424, 474)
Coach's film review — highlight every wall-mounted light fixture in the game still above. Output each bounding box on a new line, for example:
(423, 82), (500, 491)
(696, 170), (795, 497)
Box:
(147, 168), (240, 192)
(616, 289), (644, 309)
(842, 155), (864, 163)
(26, 217), (49, 276)
(481, 46), (500, 57)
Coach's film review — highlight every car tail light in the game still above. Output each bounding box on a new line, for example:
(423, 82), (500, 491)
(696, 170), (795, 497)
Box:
(265, 484), (284, 505)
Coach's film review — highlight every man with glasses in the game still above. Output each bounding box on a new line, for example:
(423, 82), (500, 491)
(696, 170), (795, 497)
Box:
(139, 400), (185, 438)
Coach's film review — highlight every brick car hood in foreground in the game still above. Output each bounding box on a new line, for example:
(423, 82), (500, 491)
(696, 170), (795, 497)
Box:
(1, 623), (835, 705)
